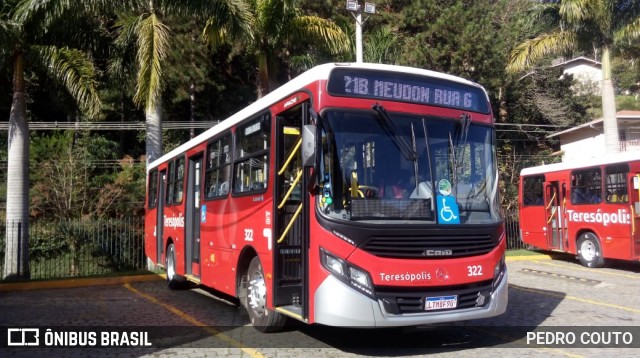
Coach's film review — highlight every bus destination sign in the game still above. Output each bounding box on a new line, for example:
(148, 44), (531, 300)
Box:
(327, 68), (489, 113)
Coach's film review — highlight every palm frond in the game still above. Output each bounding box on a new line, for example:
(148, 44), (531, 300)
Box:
(33, 45), (101, 116)
(161, 0), (254, 43)
(13, 0), (132, 32)
(133, 13), (170, 111)
(506, 31), (577, 74)
(291, 16), (350, 55)
(559, 0), (589, 25)
(615, 17), (640, 43)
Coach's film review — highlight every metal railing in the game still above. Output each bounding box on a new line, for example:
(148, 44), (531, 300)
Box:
(0, 214), (528, 282)
(0, 217), (146, 281)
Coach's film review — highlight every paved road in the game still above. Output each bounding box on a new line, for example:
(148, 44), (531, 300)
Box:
(1, 254), (640, 357)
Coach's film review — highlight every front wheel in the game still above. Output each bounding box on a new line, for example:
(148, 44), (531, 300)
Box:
(166, 243), (186, 289)
(244, 256), (287, 332)
(576, 232), (605, 268)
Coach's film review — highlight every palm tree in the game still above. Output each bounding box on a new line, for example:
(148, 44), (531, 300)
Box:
(112, 0), (253, 164)
(506, 0), (640, 154)
(246, 0), (350, 97)
(2, 0), (101, 280)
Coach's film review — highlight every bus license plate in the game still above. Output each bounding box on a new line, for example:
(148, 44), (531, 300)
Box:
(424, 295), (458, 311)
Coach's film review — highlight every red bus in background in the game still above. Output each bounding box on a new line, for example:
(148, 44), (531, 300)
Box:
(519, 152), (640, 268)
(145, 62), (507, 332)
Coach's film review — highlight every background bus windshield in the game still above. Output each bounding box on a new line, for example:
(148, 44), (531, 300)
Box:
(317, 110), (500, 224)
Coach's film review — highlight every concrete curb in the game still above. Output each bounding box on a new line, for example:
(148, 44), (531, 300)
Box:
(0, 274), (163, 292)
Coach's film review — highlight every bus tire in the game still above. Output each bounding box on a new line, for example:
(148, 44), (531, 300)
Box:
(244, 256), (287, 332)
(576, 232), (604, 268)
(166, 243), (186, 289)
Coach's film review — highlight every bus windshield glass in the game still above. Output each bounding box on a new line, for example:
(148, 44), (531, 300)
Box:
(317, 109), (500, 224)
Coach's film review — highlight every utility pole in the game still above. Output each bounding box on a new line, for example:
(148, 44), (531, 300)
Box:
(346, 1), (376, 63)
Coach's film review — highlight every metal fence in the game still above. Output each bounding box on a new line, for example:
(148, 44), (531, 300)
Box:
(0, 214), (527, 282)
(0, 217), (146, 281)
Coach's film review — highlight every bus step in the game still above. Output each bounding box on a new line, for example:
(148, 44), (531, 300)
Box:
(275, 305), (305, 321)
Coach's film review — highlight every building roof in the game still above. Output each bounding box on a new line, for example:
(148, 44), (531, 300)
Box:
(551, 56), (601, 69)
(547, 111), (640, 138)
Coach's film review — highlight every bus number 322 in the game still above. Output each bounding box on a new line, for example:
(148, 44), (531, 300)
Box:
(467, 265), (482, 277)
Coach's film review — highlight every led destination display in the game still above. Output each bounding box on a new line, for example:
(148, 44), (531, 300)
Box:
(327, 68), (490, 113)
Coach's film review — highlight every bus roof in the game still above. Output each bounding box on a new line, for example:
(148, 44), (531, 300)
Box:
(520, 151), (640, 176)
(148, 62), (488, 170)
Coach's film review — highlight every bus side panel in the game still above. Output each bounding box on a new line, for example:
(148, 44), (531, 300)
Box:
(519, 177), (548, 250)
(163, 205), (187, 276)
(519, 205), (547, 250)
(201, 195), (274, 297)
(144, 207), (157, 264)
(199, 196), (229, 291)
(565, 202), (634, 261)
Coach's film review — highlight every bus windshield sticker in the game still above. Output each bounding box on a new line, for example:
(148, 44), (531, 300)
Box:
(437, 195), (460, 224)
(438, 179), (452, 196)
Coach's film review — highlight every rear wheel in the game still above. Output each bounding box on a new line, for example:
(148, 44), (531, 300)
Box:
(244, 256), (287, 332)
(576, 232), (605, 268)
(166, 243), (186, 289)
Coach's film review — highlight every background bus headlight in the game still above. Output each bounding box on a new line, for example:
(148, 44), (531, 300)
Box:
(320, 248), (375, 298)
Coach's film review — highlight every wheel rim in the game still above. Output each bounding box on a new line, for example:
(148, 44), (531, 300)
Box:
(580, 239), (596, 261)
(248, 270), (267, 316)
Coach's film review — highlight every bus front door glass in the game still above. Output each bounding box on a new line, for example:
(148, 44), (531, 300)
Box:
(544, 181), (564, 250)
(317, 110), (500, 224)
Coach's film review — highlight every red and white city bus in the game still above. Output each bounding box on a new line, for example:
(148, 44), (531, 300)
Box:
(145, 62), (508, 331)
(519, 151), (640, 268)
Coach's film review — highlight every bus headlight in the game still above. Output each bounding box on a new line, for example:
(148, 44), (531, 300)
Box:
(492, 253), (506, 290)
(320, 248), (375, 298)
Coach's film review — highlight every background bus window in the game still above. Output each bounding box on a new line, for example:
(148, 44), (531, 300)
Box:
(571, 168), (602, 204)
(234, 114), (271, 194)
(522, 175), (544, 206)
(605, 164), (629, 203)
(205, 135), (231, 199)
(148, 169), (158, 208)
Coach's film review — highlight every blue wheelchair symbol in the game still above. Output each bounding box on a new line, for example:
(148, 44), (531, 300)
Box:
(437, 195), (460, 224)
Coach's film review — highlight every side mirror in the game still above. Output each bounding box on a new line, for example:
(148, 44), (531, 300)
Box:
(302, 124), (316, 168)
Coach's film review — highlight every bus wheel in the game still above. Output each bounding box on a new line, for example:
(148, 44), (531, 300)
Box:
(577, 233), (604, 268)
(245, 256), (286, 332)
(166, 243), (186, 289)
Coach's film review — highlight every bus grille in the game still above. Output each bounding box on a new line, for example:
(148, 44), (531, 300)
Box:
(377, 280), (493, 314)
(362, 234), (496, 259)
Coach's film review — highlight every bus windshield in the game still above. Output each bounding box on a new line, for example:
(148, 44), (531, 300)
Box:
(317, 109), (500, 224)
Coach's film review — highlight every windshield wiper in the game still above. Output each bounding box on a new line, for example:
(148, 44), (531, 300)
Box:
(372, 103), (417, 161)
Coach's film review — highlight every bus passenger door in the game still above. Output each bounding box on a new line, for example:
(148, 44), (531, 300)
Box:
(185, 154), (203, 279)
(273, 99), (309, 321)
(631, 174), (640, 258)
(544, 181), (565, 250)
(157, 170), (166, 263)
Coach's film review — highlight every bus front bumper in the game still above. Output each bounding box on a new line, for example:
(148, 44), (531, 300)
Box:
(313, 269), (508, 327)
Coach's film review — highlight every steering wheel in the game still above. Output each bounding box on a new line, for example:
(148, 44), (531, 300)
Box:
(357, 185), (379, 198)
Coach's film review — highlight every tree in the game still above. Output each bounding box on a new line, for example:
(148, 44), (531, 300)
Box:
(244, 0), (350, 97)
(2, 0), (101, 280)
(506, 0), (640, 154)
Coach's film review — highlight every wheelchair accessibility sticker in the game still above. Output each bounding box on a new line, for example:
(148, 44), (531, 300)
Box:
(437, 195), (460, 224)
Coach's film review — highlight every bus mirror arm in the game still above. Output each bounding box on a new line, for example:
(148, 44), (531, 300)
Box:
(302, 124), (316, 168)
(302, 124), (319, 192)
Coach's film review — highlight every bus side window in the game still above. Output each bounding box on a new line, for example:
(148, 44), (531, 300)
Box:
(205, 135), (231, 199)
(523, 175), (544, 206)
(233, 114), (271, 194)
(605, 164), (629, 203)
(572, 168), (601, 204)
